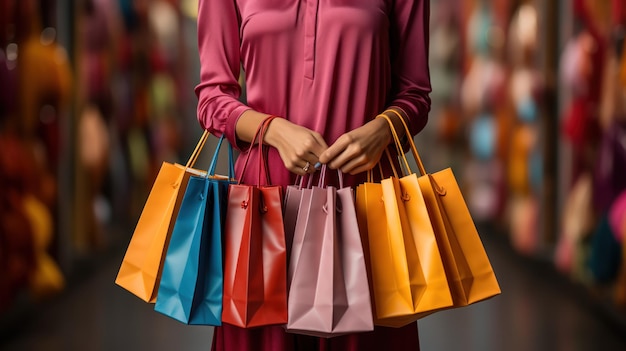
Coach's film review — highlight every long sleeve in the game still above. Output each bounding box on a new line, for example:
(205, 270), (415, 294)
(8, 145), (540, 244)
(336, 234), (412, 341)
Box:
(195, 0), (250, 148)
(388, 0), (432, 136)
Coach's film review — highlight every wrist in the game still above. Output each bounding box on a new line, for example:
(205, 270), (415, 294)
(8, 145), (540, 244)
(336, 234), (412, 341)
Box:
(369, 117), (392, 144)
(375, 114), (405, 146)
(264, 117), (287, 147)
(383, 109), (407, 138)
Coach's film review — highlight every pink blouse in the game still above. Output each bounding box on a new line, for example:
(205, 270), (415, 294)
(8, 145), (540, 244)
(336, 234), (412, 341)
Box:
(195, 0), (431, 187)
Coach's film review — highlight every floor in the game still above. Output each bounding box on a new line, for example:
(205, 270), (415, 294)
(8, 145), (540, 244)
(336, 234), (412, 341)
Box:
(2, 232), (626, 351)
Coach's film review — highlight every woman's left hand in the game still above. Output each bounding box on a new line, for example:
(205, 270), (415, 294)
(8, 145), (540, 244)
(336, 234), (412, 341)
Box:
(318, 117), (393, 175)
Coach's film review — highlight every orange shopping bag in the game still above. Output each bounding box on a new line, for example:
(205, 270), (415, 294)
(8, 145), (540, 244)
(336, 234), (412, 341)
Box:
(356, 147), (453, 327)
(382, 112), (501, 309)
(115, 131), (210, 302)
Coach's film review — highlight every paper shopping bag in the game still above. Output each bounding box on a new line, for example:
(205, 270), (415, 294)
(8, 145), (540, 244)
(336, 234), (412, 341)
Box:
(222, 116), (288, 327)
(381, 112), (501, 309)
(356, 151), (452, 327)
(154, 135), (234, 325)
(115, 131), (209, 302)
(286, 167), (373, 337)
(418, 171), (502, 307)
(283, 176), (310, 265)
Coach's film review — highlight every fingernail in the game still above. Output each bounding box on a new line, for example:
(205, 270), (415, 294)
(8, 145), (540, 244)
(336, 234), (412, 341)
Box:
(314, 162), (322, 169)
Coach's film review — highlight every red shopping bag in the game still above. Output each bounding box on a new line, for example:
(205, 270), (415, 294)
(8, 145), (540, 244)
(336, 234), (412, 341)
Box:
(222, 116), (288, 328)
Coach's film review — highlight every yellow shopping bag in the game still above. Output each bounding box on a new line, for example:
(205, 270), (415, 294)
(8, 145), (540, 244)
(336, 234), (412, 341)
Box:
(356, 153), (452, 327)
(357, 112), (501, 327)
(386, 111), (500, 308)
(115, 131), (210, 302)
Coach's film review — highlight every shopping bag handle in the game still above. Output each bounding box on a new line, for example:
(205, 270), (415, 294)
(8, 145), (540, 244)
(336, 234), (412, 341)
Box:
(383, 115), (413, 177)
(291, 173), (315, 190)
(237, 115), (277, 185)
(366, 146), (400, 183)
(183, 130), (235, 180)
(292, 165), (345, 189)
(185, 130), (210, 168)
(257, 116), (274, 185)
(317, 164), (344, 189)
(386, 109), (427, 176)
(207, 134), (236, 180)
(376, 111), (427, 177)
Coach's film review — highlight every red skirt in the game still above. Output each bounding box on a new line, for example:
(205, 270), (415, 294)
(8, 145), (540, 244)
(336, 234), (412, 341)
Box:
(212, 323), (420, 351)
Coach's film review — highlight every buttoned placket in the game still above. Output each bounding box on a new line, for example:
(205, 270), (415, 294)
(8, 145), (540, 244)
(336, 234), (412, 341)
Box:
(303, 0), (319, 80)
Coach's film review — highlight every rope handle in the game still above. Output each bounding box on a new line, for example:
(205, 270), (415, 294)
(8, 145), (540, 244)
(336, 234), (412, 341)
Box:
(185, 130), (210, 168)
(365, 147), (399, 183)
(317, 164), (344, 189)
(376, 114), (412, 175)
(257, 116), (275, 185)
(376, 112), (427, 177)
(207, 134), (236, 180)
(237, 115), (277, 185)
(383, 109), (427, 176)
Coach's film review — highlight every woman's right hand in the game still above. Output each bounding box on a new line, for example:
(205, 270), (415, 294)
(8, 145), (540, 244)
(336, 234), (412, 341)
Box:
(264, 118), (328, 175)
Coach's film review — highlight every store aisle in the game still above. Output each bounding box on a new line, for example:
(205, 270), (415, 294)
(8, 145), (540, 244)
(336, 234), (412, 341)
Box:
(2, 231), (626, 351)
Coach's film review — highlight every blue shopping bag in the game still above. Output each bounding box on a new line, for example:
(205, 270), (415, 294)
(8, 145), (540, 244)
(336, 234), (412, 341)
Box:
(154, 135), (234, 325)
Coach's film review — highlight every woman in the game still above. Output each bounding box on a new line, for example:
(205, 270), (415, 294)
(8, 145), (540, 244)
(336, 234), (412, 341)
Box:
(195, 0), (431, 350)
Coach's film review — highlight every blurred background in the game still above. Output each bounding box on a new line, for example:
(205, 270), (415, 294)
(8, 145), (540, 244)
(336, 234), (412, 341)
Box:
(1, 0), (626, 350)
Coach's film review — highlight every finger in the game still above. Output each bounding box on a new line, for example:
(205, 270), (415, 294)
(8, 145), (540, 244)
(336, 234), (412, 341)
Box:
(343, 161), (375, 175)
(305, 152), (322, 168)
(279, 149), (316, 175)
(289, 163), (307, 176)
(319, 136), (350, 165)
(328, 149), (358, 171)
(295, 160), (316, 175)
(298, 151), (321, 172)
(306, 132), (329, 159)
(311, 131), (329, 150)
(292, 136), (325, 162)
(303, 154), (321, 169)
(338, 155), (368, 175)
(337, 148), (383, 174)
